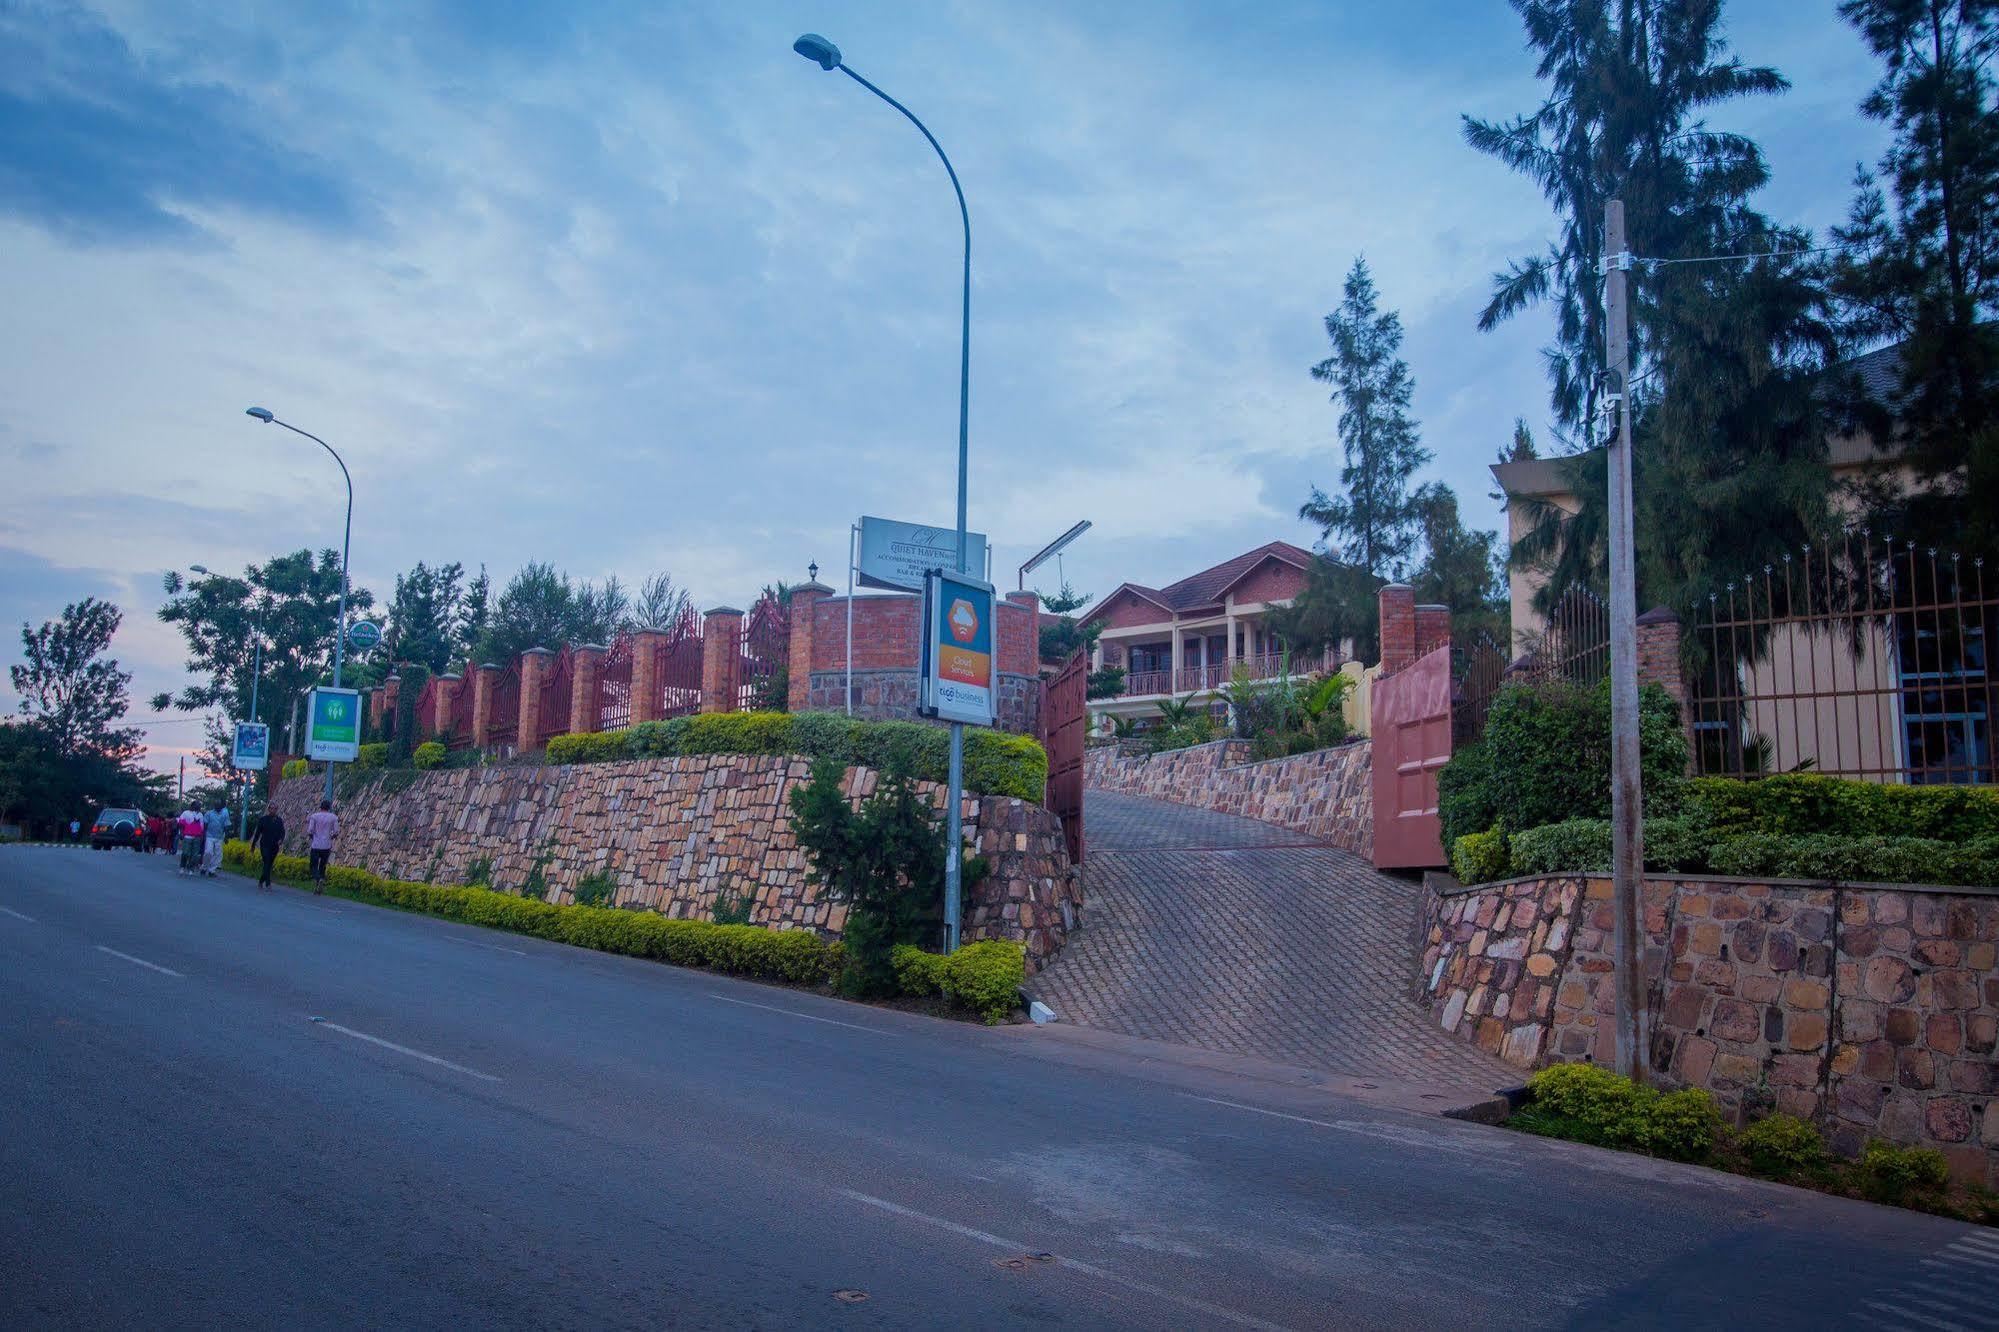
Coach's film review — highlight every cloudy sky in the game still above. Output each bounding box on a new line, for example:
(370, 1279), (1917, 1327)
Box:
(1, 0), (1887, 771)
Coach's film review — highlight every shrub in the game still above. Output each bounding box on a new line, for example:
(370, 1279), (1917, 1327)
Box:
(571, 870), (618, 907)
(1736, 1114), (1825, 1177)
(1687, 772), (1999, 842)
(282, 758), (312, 780)
(352, 743), (391, 772)
(938, 940), (1025, 1024)
(412, 741), (448, 770)
(1521, 1063), (1719, 1162)
(1707, 831), (1999, 887)
(1859, 1139), (1949, 1204)
(546, 731), (631, 765)
(1437, 680), (1687, 848)
(710, 887), (753, 925)
(892, 943), (946, 996)
(1451, 827), (1511, 884)
(1509, 819), (1612, 876)
(544, 710), (1048, 802)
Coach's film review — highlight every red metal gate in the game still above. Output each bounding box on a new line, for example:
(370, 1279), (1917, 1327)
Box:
(1039, 650), (1086, 865)
(536, 646), (575, 746)
(739, 592), (789, 712)
(1372, 642), (1452, 869)
(660, 607), (703, 719)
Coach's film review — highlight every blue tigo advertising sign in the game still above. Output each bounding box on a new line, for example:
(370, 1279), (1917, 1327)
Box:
(231, 721), (270, 771)
(921, 569), (996, 727)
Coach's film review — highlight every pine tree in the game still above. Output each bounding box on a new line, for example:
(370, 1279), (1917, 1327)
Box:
(1301, 257), (1430, 579)
(1834, 0), (1999, 552)
(383, 561), (465, 674)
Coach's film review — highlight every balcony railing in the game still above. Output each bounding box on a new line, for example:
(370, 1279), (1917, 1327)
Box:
(1116, 651), (1337, 699)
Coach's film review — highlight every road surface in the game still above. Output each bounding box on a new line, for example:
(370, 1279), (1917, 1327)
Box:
(2, 845), (1991, 1330)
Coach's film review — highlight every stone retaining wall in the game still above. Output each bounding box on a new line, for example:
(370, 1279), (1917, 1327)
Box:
(1417, 871), (1999, 1187)
(1083, 738), (1372, 857)
(269, 755), (1081, 971)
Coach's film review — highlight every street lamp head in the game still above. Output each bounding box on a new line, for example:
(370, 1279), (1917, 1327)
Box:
(808, 561), (820, 582)
(792, 33), (841, 70)
(190, 564), (210, 576)
(245, 406), (274, 423)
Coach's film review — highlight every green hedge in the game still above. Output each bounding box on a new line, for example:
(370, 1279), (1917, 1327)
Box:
(353, 743), (391, 772)
(1514, 1063), (1722, 1162)
(221, 840), (1024, 1020)
(412, 741), (448, 770)
(1462, 817), (1999, 887)
(281, 758), (312, 780)
(546, 711), (1048, 803)
(1438, 680), (1688, 849)
(1686, 773), (1999, 841)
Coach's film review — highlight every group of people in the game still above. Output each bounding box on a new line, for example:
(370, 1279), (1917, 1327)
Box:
(165, 798), (340, 892)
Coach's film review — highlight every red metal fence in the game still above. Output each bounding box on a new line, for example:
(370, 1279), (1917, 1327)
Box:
(1040, 649), (1087, 865)
(660, 607), (703, 720)
(485, 661), (521, 750)
(738, 593), (789, 712)
(598, 634), (633, 732)
(1690, 534), (1994, 784)
(536, 646), (574, 747)
(447, 666), (475, 742)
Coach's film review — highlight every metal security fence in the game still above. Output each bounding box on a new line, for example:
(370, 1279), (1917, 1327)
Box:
(738, 592), (789, 712)
(1690, 534), (1994, 785)
(1453, 586), (1609, 746)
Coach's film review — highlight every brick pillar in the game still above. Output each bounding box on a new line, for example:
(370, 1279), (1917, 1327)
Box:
(518, 647), (554, 746)
(1005, 590), (1039, 666)
(786, 582), (834, 712)
(701, 608), (743, 713)
(472, 663), (499, 748)
(630, 630), (666, 725)
(1414, 604), (1451, 661)
(1637, 607), (1695, 767)
(569, 643), (607, 735)
(433, 674), (460, 737)
(1378, 584), (1417, 676)
(377, 675), (401, 737)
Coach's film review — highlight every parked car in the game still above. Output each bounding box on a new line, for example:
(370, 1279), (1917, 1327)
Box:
(89, 807), (146, 851)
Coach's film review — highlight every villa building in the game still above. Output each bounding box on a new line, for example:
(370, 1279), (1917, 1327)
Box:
(1086, 541), (1345, 728)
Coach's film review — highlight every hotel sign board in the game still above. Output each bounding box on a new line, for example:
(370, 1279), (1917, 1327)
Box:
(920, 569), (997, 728)
(856, 516), (988, 592)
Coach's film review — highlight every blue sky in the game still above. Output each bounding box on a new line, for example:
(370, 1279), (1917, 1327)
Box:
(0, 0), (1886, 770)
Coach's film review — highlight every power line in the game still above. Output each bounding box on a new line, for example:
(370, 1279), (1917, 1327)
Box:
(1639, 239), (1872, 269)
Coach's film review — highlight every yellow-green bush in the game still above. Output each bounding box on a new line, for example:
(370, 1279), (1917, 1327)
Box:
(888, 940), (1024, 1024)
(1859, 1139), (1949, 1204)
(217, 839), (1017, 1017)
(1736, 1113), (1825, 1177)
(1450, 827), (1511, 884)
(281, 758), (312, 780)
(1517, 1063), (1720, 1162)
(412, 741), (448, 770)
(545, 731), (631, 765)
(352, 743), (391, 771)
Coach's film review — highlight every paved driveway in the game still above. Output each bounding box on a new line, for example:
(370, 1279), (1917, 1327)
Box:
(1027, 791), (1519, 1093)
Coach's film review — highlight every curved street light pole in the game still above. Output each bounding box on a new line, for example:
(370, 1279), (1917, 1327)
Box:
(795, 34), (974, 950)
(246, 408), (353, 805)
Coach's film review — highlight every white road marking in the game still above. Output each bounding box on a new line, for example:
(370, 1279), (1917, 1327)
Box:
(708, 994), (888, 1034)
(316, 1021), (500, 1082)
(94, 945), (184, 978)
(1178, 1093), (1493, 1160)
(0, 905), (36, 923)
(444, 936), (530, 958)
(1863, 1302), (1958, 1332)
(840, 1189), (1298, 1332)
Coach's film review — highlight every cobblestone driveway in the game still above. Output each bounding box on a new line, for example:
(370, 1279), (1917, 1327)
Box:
(1026, 791), (1518, 1091)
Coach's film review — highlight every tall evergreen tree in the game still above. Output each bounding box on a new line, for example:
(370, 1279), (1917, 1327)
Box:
(1409, 484), (1507, 640)
(383, 560), (465, 674)
(1301, 257), (1430, 579)
(1835, 0), (1999, 552)
(1471, 0), (1841, 616)
(456, 565), (491, 661)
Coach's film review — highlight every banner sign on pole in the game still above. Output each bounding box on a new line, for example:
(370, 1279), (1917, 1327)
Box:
(857, 516), (988, 592)
(346, 620), (382, 651)
(304, 687), (362, 763)
(920, 568), (997, 727)
(231, 721), (271, 771)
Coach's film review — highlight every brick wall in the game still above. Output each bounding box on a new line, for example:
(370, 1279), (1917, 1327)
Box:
(1225, 558), (1305, 606)
(1417, 871), (1999, 1187)
(1092, 589), (1171, 632)
(1084, 738), (1373, 858)
(269, 754), (1083, 971)
(1379, 584), (1417, 676)
(791, 591), (1042, 734)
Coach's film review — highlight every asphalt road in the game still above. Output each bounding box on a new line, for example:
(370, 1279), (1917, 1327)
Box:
(2, 845), (1993, 1331)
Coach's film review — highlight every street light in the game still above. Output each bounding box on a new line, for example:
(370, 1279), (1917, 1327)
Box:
(794, 33), (977, 950)
(245, 407), (352, 805)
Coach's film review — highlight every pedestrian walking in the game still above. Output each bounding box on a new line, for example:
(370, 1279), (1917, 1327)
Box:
(176, 805), (204, 875)
(305, 800), (337, 893)
(253, 808), (286, 890)
(153, 814), (174, 854)
(67, 818), (80, 844)
(201, 801), (228, 878)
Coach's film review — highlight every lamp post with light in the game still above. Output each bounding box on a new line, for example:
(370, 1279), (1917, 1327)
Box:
(792, 32), (978, 950)
(244, 407), (352, 805)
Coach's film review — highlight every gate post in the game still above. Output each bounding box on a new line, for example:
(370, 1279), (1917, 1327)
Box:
(701, 608), (743, 713)
(472, 663), (499, 748)
(570, 643), (607, 736)
(518, 647), (554, 745)
(1379, 584), (1417, 676)
(786, 582), (833, 712)
(433, 674), (460, 737)
(630, 630), (665, 725)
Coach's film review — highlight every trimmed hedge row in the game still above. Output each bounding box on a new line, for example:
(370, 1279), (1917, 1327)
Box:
(546, 711), (1049, 803)
(1456, 816), (1999, 887)
(220, 840), (1025, 1021)
(1685, 773), (1999, 842)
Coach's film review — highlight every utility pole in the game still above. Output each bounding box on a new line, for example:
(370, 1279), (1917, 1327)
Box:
(1602, 199), (1649, 1082)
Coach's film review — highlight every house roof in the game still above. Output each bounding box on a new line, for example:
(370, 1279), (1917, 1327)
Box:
(1096, 541), (1316, 620)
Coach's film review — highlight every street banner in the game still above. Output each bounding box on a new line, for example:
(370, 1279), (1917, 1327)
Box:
(857, 516), (988, 592)
(920, 568), (997, 727)
(304, 687), (362, 763)
(231, 721), (270, 771)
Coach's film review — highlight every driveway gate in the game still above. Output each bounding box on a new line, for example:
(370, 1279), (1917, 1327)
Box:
(1371, 642), (1451, 869)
